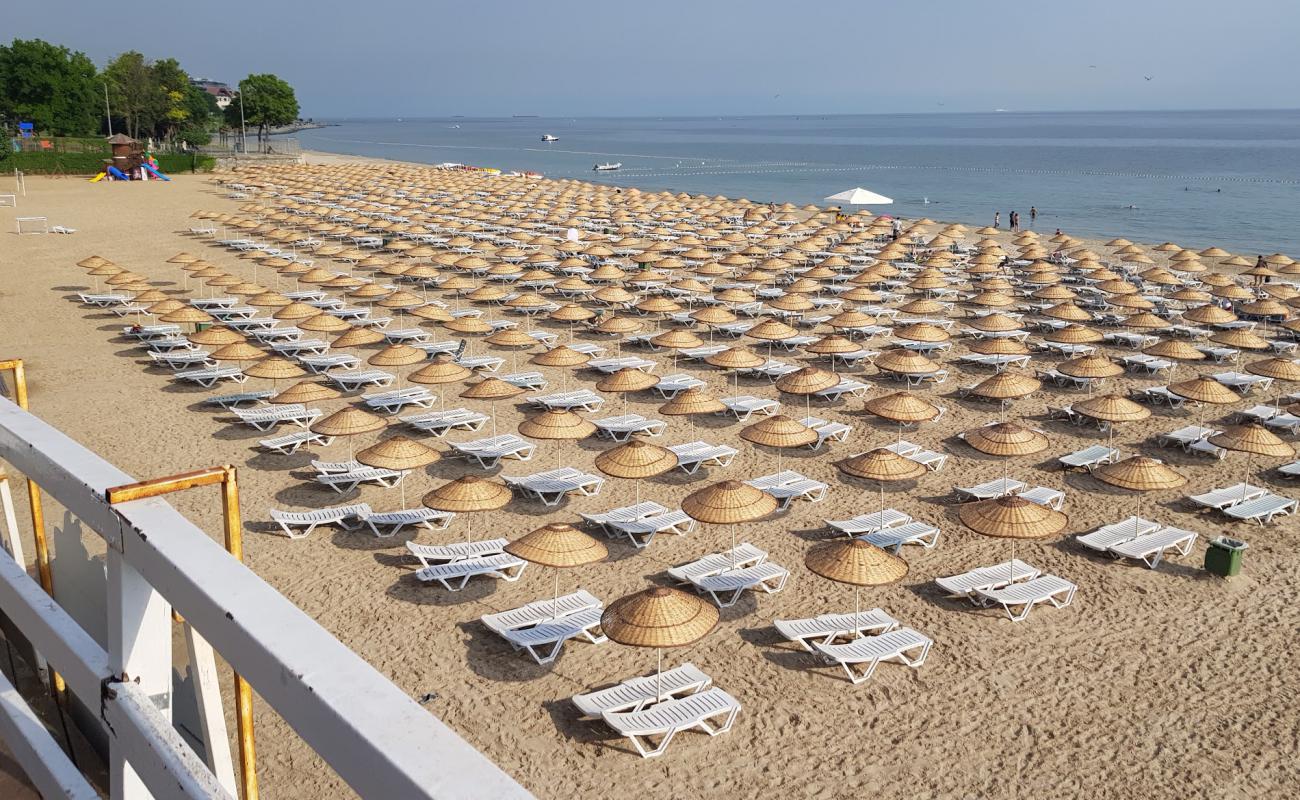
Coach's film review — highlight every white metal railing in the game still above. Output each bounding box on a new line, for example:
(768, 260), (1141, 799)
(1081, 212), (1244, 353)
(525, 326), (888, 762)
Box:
(0, 393), (532, 799)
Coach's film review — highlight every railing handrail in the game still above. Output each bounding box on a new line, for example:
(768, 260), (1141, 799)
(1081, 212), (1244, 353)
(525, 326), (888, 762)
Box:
(0, 395), (531, 798)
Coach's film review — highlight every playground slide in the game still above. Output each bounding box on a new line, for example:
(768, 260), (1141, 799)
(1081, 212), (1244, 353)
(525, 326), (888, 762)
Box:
(107, 166), (128, 180)
(90, 172), (106, 182)
(141, 163), (171, 181)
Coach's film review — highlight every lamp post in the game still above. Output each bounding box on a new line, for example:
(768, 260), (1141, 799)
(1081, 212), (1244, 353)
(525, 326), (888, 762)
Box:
(238, 87), (247, 154)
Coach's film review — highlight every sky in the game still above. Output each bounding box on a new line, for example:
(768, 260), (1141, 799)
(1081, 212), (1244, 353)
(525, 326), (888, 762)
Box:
(9, 0), (1300, 118)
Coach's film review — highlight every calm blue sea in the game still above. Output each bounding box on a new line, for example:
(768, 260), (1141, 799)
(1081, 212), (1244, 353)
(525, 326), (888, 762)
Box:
(297, 111), (1300, 254)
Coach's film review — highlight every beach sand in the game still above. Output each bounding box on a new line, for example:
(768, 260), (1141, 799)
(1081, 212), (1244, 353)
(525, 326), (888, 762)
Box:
(1, 169), (1298, 800)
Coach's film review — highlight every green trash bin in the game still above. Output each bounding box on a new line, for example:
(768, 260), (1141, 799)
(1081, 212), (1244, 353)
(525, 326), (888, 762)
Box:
(1205, 536), (1248, 577)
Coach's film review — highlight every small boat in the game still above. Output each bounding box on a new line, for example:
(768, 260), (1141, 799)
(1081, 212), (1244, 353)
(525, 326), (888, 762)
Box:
(593, 162), (622, 171)
(541, 134), (559, 142)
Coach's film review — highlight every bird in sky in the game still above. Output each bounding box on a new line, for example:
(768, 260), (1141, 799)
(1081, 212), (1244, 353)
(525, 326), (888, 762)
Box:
(1144, 75), (1154, 81)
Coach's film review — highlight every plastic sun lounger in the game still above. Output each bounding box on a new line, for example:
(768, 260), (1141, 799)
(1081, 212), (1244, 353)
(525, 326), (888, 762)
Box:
(1076, 517), (1162, 552)
(954, 478), (1025, 501)
(298, 354), (361, 373)
(413, 553), (528, 590)
(362, 387), (436, 414)
(448, 435), (536, 468)
(1188, 484), (1268, 511)
(799, 417), (851, 449)
(860, 521), (941, 553)
(579, 501), (669, 532)
(177, 367), (247, 387)
(973, 575), (1077, 622)
(1107, 527), (1199, 568)
(401, 408), (490, 436)
(493, 605), (607, 665)
(773, 609), (899, 652)
(667, 544), (767, 583)
(815, 379), (872, 400)
(719, 396), (779, 421)
(1019, 486), (1066, 511)
(812, 628), (934, 684)
(326, 370), (395, 391)
(935, 560), (1041, 599)
(258, 431), (332, 455)
(357, 508), (455, 538)
(594, 414), (668, 442)
(406, 538), (508, 567)
(1277, 461), (1300, 479)
(745, 471), (829, 509)
(1059, 445), (1120, 471)
(600, 687), (741, 759)
(232, 404), (321, 431)
(314, 467), (405, 493)
(503, 468), (605, 505)
(270, 503), (371, 539)
(688, 562), (789, 607)
(606, 510), (697, 549)
(668, 442), (739, 474)
(480, 590), (602, 636)
(1222, 494), (1299, 525)
(1263, 413), (1300, 435)
(500, 372), (547, 390)
(826, 509), (912, 536)
(654, 374), (707, 399)
(203, 390), (276, 409)
(527, 390), (605, 412)
(571, 663), (712, 719)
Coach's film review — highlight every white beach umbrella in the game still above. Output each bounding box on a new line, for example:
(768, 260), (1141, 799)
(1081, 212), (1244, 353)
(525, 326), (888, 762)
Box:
(824, 187), (894, 206)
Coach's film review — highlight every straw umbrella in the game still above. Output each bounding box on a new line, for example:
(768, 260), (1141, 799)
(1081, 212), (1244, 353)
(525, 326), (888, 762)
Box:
(1207, 424), (1295, 503)
(1072, 394), (1151, 447)
(242, 356), (306, 391)
(460, 377), (524, 435)
(659, 386), (727, 416)
(1168, 376), (1241, 424)
(681, 480), (778, 568)
(775, 366), (840, 415)
(270, 380), (340, 405)
(835, 448), (925, 525)
(805, 539), (907, 644)
(959, 495), (1069, 587)
(740, 415), (816, 472)
(1057, 354), (1124, 394)
(594, 439), (678, 505)
(356, 435), (440, 508)
(1244, 357), (1300, 407)
(422, 475), (512, 542)
(599, 586), (719, 703)
(505, 523), (606, 620)
(188, 326), (246, 347)
(409, 356), (472, 410)
(531, 345), (590, 391)
(518, 410), (596, 469)
(706, 346), (766, 390)
(960, 422), (1048, 457)
(595, 367), (659, 411)
(368, 344), (426, 388)
(310, 407), (387, 459)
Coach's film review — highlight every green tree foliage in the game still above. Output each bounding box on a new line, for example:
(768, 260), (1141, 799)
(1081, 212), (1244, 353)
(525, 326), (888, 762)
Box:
(103, 51), (156, 139)
(224, 73), (299, 142)
(0, 39), (99, 135)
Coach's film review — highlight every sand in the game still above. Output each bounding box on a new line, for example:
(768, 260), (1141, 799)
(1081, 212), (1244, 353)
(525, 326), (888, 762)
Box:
(0, 168), (1298, 800)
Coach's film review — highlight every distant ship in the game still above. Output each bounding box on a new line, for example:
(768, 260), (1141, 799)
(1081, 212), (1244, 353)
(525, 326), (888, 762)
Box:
(541, 134), (559, 142)
(593, 162), (622, 171)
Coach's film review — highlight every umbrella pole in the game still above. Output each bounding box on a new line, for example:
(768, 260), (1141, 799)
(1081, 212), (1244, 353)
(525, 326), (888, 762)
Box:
(552, 569), (560, 620)
(656, 647), (663, 703)
(853, 586), (861, 641)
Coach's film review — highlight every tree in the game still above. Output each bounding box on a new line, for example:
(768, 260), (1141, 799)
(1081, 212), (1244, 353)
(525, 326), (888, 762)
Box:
(103, 51), (158, 140)
(149, 57), (192, 140)
(0, 39), (99, 136)
(224, 73), (298, 144)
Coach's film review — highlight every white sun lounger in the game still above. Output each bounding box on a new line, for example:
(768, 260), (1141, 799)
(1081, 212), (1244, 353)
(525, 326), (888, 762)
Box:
(572, 663), (712, 719)
(973, 575), (1077, 622)
(1213, 372), (1273, 395)
(527, 389), (605, 412)
(813, 627), (934, 684)
(1264, 413), (1300, 435)
(1277, 461), (1300, 479)
(935, 560), (1041, 599)
(400, 408), (490, 436)
(203, 390), (276, 409)
(480, 590), (602, 635)
(298, 353), (360, 373)
(447, 434), (536, 468)
(498, 371), (547, 390)
(1188, 484), (1268, 511)
(719, 395), (780, 421)
(667, 544), (767, 583)
(654, 374), (707, 399)
(1076, 517), (1162, 552)
(269, 503), (370, 539)
(232, 403), (321, 431)
(606, 510), (696, 549)
(689, 562), (790, 607)
(493, 606), (607, 665)
(882, 441), (922, 457)
(414, 553), (527, 590)
(590, 357), (657, 374)
(815, 378), (873, 401)
(150, 350), (215, 370)
(314, 466), (405, 493)
(601, 687), (741, 759)
(310, 459), (362, 474)
(258, 430), (332, 454)
(406, 538), (508, 567)
(594, 414), (668, 441)
(502, 468), (605, 505)
(358, 507), (454, 538)
(667, 441), (739, 474)
(1019, 486), (1066, 511)
(1137, 386), (1188, 409)
(1107, 527), (1199, 568)
(326, 369), (395, 391)
(455, 355), (505, 373)
(800, 416), (851, 449)
(580, 501), (668, 532)
(1222, 493), (1298, 525)
(954, 478), (1025, 501)
(176, 367), (247, 387)
(362, 386), (436, 415)
(861, 521), (941, 553)
(826, 509), (912, 536)
(745, 471), (829, 509)
(774, 609), (899, 652)
(122, 323), (181, 340)
(1059, 445), (1120, 471)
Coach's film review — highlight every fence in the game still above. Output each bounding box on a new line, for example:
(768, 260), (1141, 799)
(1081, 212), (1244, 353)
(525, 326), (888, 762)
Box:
(0, 360), (532, 800)
(198, 138), (301, 158)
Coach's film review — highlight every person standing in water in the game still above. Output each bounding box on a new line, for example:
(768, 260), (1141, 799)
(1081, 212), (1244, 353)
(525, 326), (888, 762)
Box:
(1030, 206), (1038, 224)
(994, 211), (1000, 228)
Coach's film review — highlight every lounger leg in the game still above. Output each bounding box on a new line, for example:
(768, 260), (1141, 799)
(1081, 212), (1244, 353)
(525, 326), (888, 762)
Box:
(844, 658), (880, 684)
(631, 727), (678, 758)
